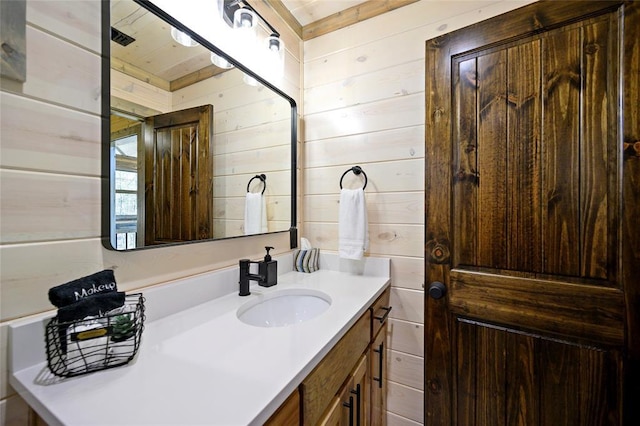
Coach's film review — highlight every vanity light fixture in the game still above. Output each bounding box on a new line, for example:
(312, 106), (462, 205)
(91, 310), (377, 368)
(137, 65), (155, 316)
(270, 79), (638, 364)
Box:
(216, 0), (285, 83)
(166, 0), (286, 83)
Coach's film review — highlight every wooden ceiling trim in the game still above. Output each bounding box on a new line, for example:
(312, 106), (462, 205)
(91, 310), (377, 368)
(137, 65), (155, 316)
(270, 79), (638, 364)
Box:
(111, 57), (170, 91)
(111, 56), (226, 93)
(170, 65), (228, 91)
(301, 0), (419, 41)
(111, 96), (162, 117)
(261, 0), (303, 39)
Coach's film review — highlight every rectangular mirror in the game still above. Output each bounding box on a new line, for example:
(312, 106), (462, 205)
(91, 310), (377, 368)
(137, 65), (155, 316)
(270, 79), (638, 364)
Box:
(103, 0), (297, 250)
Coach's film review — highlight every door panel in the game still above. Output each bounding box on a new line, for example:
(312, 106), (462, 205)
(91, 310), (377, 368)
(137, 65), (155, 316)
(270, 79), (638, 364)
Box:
(449, 270), (624, 345)
(455, 320), (621, 425)
(541, 25), (582, 277)
(452, 17), (615, 280)
(144, 105), (213, 245)
(506, 40), (542, 274)
(425, 1), (639, 425)
(476, 49), (508, 270)
(153, 125), (197, 242)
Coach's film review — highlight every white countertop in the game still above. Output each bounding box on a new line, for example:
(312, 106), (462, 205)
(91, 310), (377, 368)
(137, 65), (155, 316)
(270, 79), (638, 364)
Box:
(10, 254), (390, 425)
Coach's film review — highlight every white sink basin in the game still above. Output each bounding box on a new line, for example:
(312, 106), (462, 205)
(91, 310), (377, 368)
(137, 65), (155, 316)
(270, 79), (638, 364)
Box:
(237, 289), (332, 327)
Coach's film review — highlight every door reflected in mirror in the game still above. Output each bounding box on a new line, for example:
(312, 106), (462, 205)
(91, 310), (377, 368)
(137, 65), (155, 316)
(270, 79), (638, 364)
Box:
(106, 0), (295, 250)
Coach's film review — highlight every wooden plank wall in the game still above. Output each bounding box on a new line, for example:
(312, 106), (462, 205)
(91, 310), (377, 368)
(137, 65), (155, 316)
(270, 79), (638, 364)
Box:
(112, 67), (293, 238)
(0, 0), (301, 422)
(171, 70), (292, 238)
(301, 1), (536, 423)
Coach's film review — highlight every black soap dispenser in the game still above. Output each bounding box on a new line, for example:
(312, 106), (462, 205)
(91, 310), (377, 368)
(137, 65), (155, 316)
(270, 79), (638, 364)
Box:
(259, 246), (278, 287)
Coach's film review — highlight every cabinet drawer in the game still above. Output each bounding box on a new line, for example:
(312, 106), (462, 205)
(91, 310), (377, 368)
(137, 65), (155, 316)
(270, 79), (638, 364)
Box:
(370, 287), (391, 339)
(301, 311), (371, 425)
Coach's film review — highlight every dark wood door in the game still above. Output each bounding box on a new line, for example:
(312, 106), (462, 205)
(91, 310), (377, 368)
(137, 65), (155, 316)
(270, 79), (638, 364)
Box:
(144, 105), (213, 245)
(424, 2), (639, 425)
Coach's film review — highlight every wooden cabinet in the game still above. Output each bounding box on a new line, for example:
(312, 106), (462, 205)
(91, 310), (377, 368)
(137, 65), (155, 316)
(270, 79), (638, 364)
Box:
(351, 354), (368, 426)
(265, 389), (301, 426)
(267, 287), (392, 426)
(318, 395), (343, 426)
(302, 312), (371, 424)
(318, 355), (368, 426)
(302, 287), (391, 426)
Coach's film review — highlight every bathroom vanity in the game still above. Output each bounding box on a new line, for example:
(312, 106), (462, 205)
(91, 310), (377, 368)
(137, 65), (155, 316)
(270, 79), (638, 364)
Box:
(9, 253), (390, 425)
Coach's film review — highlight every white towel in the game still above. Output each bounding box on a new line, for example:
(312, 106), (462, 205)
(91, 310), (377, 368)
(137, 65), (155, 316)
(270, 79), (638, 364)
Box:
(65, 318), (109, 373)
(339, 188), (369, 260)
(244, 192), (267, 235)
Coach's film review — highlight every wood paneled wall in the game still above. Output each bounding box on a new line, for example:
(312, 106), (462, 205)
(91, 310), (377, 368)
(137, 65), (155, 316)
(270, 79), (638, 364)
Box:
(301, 1), (535, 423)
(0, 0), (301, 422)
(172, 71), (293, 238)
(113, 66), (293, 239)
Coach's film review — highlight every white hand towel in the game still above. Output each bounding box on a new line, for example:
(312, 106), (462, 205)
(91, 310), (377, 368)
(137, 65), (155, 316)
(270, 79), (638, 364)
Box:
(65, 318), (109, 373)
(244, 192), (267, 235)
(339, 188), (369, 260)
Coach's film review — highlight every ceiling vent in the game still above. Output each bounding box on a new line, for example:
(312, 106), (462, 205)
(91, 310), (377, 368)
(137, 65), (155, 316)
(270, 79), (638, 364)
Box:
(111, 27), (135, 46)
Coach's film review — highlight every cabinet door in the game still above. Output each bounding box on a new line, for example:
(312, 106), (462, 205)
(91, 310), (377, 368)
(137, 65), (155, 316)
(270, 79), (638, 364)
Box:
(302, 313), (370, 425)
(319, 379), (355, 426)
(319, 354), (369, 426)
(351, 354), (368, 426)
(264, 389), (300, 426)
(319, 396), (343, 426)
(370, 323), (387, 426)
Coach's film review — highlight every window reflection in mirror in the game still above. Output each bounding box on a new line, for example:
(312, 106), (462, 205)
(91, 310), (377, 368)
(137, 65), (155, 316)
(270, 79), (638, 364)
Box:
(106, 0), (296, 250)
(111, 114), (142, 249)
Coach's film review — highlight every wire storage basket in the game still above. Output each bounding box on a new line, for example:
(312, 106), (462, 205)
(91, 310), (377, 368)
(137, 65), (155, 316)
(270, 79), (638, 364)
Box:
(45, 293), (145, 378)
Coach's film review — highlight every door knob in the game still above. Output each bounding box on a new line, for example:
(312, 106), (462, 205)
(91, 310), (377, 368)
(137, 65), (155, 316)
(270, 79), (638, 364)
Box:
(428, 281), (446, 299)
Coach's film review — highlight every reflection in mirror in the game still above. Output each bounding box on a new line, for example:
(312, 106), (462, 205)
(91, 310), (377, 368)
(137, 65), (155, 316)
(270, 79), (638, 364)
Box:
(106, 0), (296, 251)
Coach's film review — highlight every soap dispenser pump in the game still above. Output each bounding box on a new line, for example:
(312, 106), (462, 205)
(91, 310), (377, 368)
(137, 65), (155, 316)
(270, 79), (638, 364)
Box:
(259, 246), (277, 287)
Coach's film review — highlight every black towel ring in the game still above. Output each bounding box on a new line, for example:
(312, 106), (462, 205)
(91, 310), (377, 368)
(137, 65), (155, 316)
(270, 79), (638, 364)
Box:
(247, 174), (266, 194)
(339, 166), (367, 190)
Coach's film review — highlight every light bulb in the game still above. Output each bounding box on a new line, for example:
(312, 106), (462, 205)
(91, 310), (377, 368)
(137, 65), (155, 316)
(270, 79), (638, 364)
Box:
(211, 52), (233, 69)
(233, 9), (257, 33)
(264, 35), (285, 80)
(243, 74), (260, 86)
(170, 27), (199, 47)
(232, 8), (258, 70)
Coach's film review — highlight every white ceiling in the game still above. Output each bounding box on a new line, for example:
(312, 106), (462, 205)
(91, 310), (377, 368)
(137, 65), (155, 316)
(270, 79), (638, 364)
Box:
(280, 0), (368, 26)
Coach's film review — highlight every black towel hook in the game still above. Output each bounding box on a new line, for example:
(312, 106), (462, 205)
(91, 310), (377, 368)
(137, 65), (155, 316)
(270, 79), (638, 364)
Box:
(340, 166), (368, 190)
(247, 174), (266, 194)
